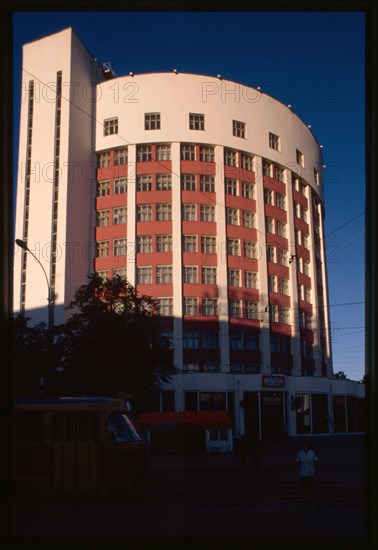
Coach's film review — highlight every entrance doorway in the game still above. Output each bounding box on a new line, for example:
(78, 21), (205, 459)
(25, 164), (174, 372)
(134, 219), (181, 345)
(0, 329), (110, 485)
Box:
(260, 392), (286, 441)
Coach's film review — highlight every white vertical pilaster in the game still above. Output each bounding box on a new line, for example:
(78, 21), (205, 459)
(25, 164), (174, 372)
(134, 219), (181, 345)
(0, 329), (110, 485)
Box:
(126, 145), (136, 286)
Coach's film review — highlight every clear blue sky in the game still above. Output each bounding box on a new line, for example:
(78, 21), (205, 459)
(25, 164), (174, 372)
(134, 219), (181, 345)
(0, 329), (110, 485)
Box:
(12, 11), (366, 381)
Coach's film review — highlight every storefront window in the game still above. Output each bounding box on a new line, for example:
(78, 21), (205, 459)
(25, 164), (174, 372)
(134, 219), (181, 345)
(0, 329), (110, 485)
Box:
(295, 393), (311, 434)
(333, 395), (346, 433)
(311, 394), (329, 434)
(199, 392), (226, 411)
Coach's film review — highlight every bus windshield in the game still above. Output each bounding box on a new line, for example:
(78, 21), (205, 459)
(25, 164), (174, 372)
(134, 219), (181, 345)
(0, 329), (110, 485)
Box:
(107, 412), (143, 443)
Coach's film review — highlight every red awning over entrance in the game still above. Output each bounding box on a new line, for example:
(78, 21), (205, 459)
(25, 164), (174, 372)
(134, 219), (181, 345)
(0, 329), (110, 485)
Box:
(137, 411), (232, 430)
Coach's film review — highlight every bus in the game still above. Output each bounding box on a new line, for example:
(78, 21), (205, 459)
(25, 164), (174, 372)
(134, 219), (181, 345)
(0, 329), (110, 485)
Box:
(14, 396), (147, 494)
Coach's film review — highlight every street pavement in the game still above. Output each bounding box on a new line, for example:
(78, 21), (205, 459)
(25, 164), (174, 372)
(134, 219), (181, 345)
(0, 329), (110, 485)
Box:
(13, 434), (367, 539)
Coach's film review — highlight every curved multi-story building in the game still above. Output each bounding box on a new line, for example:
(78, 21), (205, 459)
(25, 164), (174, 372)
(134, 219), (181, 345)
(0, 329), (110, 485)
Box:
(14, 28), (365, 441)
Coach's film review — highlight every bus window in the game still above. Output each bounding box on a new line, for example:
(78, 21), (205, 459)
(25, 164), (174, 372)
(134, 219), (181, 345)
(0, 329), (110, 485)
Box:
(107, 412), (143, 443)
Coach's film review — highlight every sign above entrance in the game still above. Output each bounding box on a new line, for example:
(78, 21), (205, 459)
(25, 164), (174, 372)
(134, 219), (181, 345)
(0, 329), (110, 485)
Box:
(261, 375), (285, 388)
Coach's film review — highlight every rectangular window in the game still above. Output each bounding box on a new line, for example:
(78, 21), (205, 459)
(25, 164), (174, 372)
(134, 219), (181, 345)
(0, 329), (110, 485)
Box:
(224, 149), (237, 167)
(245, 364), (260, 374)
(280, 278), (290, 296)
(183, 297), (198, 316)
(184, 364), (200, 374)
(305, 287), (311, 303)
(114, 177), (127, 194)
(200, 205), (215, 222)
(270, 304), (279, 322)
(265, 217), (274, 234)
(202, 331), (218, 349)
(314, 168), (319, 185)
(114, 148), (128, 165)
(156, 234), (172, 252)
(227, 238), (240, 256)
(113, 207), (127, 225)
(296, 149), (304, 167)
(242, 182), (255, 199)
(242, 210), (255, 228)
(276, 193), (286, 210)
(183, 204), (197, 221)
(137, 266), (152, 285)
(98, 152), (110, 168)
(181, 144), (196, 161)
(264, 188), (274, 205)
(203, 363), (219, 373)
(269, 132), (280, 151)
(263, 161), (272, 177)
(233, 120), (246, 138)
(280, 307), (290, 324)
(274, 165), (284, 181)
(96, 270), (108, 281)
(137, 235), (152, 254)
(181, 174), (196, 191)
(145, 112), (161, 130)
(96, 240), (109, 258)
(96, 209), (109, 227)
(200, 175), (215, 193)
(241, 153), (254, 171)
(230, 363), (243, 374)
(137, 174), (152, 191)
(301, 207), (308, 223)
(245, 271), (258, 289)
(228, 269), (241, 287)
(300, 181), (307, 196)
(302, 233), (309, 248)
(245, 301), (259, 320)
(96, 180), (110, 197)
(267, 245), (275, 263)
(304, 260), (310, 276)
(157, 297), (173, 316)
(183, 235), (197, 252)
(277, 221), (286, 237)
(104, 117), (118, 136)
(225, 178), (238, 196)
(226, 207), (239, 225)
(229, 300), (242, 318)
(245, 333), (260, 351)
(113, 238), (127, 256)
(183, 331), (199, 349)
(183, 265), (198, 284)
(156, 203), (172, 221)
(268, 275), (277, 292)
(156, 174), (172, 190)
(201, 236), (216, 254)
(189, 113), (205, 130)
(137, 204), (152, 222)
(244, 240), (257, 259)
(202, 298), (218, 316)
(156, 265), (173, 284)
(113, 268), (127, 278)
(156, 144), (171, 160)
(229, 332), (243, 350)
(137, 145), (152, 162)
(202, 267), (217, 285)
(200, 146), (215, 162)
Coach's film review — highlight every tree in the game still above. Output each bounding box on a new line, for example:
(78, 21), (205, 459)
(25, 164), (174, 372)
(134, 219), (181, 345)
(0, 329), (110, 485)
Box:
(47, 274), (175, 409)
(333, 370), (349, 380)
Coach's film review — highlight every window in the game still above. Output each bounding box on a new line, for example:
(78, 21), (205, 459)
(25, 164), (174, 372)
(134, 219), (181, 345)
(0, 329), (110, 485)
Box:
(304, 260), (310, 276)
(276, 193), (286, 210)
(182, 204), (197, 221)
(144, 112), (161, 130)
(183, 331), (199, 349)
(157, 297), (173, 316)
(268, 275), (277, 292)
(137, 266), (152, 284)
(233, 120), (246, 138)
(263, 161), (272, 177)
(189, 113), (205, 130)
(301, 207), (308, 223)
(181, 174), (196, 191)
(280, 278), (290, 296)
(114, 148), (128, 165)
(113, 238), (127, 256)
(300, 181), (307, 196)
(227, 238), (240, 256)
(264, 188), (274, 205)
(184, 297), (198, 316)
(269, 132), (280, 151)
(278, 248), (288, 266)
(137, 204), (152, 222)
(242, 182), (255, 199)
(202, 267), (217, 284)
(224, 149), (237, 167)
(228, 269), (241, 287)
(202, 331), (218, 349)
(229, 332), (243, 350)
(96, 270), (108, 281)
(137, 145), (152, 162)
(156, 203), (172, 221)
(202, 298), (218, 316)
(245, 364), (260, 374)
(295, 229), (301, 245)
(96, 209), (109, 227)
(274, 165), (284, 181)
(305, 287), (311, 303)
(96, 180), (110, 197)
(113, 268), (127, 278)
(181, 144), (196, 161)
(183, 235), (197, 252)
(200, 146), (215, 162)
(137, 175), (152, 191)
(98, 152), (110, 168)
(246, 301), (259, 320)
(200, 205), (215, 222)
(203, 363), (219, 373)
(156, 174), (172, 190)
(184, 363), (200, 374)
(200, 175), (215, 193)
(104, 117), (118, 136)
(241, 153), (254, 171)
(277, 221), (286, 237)
(156, 144), (171, 160)
(201, 236), (216, 254)
(242, 210), (255, 228)
(265, 217), (274, 234)
(270, 304), (279, 322)
(296, 149), (304, 167)
(280, 307), (290, 324)
(96, 240), (109, 258)
(156, 265), (173, 284)
(225, 178), (238, 196)
(156, 234), (172, 252)
(314, 167), (319, 185)
(244, 240), (257, 259)
(267, 245), (275, 263)
(229, 300), (242, 318)
(245, 332), (259, 351)
(226, 207), (239, 225)
(245, 271), (258, 289)
(230, 363), (243, 374)
(113, 207), (127, 225)
(183, 266), (198, 284)
(302, 234), (309, 249)
(137, 235), (152, 254)
(114, 177), (127, 194)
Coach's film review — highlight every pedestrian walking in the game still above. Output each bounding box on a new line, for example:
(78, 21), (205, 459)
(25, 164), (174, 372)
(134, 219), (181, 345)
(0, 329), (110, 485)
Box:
(296, 440), (318, 504)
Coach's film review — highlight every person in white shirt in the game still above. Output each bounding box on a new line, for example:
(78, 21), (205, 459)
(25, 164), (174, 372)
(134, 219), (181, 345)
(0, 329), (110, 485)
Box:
(296, 440), (318, 504)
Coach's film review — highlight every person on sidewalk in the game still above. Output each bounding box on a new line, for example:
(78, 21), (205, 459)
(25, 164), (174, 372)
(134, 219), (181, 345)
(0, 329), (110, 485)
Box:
(296, 440), (318, 505)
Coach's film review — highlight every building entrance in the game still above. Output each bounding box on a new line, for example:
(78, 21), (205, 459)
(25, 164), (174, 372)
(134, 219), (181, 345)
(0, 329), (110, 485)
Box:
(260, 392), (286, 441)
